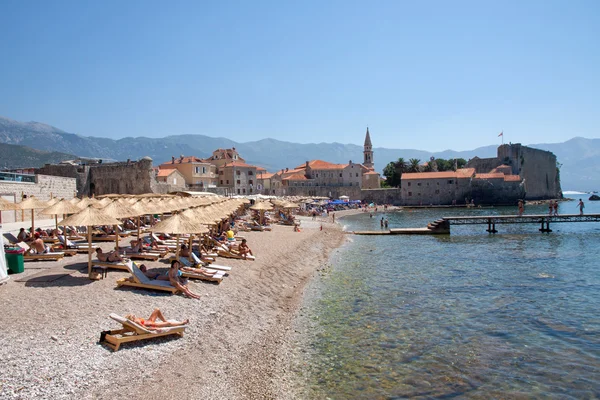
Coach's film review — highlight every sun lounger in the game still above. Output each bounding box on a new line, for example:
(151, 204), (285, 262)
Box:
(92, 258), (134, 271)
(122, 252), (161, 261)
(212, 242), (255, 261)
(181, 267), (226, 284)
(116, 261), (178, 294)
(101, 313), (186, 351)
(189, 252), (231, 271)
(3, 232), (20, 244)
(91, 235), (121, 242)
(16, 242), (65, 261)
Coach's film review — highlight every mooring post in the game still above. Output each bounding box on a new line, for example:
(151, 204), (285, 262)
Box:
(486, 218), (498, 234)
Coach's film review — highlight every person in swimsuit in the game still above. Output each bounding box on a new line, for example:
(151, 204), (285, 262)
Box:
(125, 309), (189, 328)
(139, 264), (170, 280)
(238, 239), (253, 259)
(96, 248), (124, 262)
(169, 260), (201, 299)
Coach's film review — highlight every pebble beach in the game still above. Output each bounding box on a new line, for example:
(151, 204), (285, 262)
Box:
(0, 213), (355, 399)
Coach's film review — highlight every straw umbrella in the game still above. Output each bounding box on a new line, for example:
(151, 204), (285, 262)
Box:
(0, 198), (20, 225)
(58, 205), (122, 276)
(99, 201), (139, 252)
(150, 212), (208, 261)
(250, 201), (273, 225)
(41, 199), (84, 247)
(16, 196), (53, 235)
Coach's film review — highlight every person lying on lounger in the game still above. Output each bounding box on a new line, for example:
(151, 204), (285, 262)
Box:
(125, 308), (189, 328)
(169, 260), (201, 299)
(96, 248), (124, 263)
(139, 264), (170, 280)
(238, 239), (253, 259)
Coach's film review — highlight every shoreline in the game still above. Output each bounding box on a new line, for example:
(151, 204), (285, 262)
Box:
(0, 215), (348, 399)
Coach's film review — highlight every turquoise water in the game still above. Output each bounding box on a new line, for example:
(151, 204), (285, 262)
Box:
(300, 199), (600, 399)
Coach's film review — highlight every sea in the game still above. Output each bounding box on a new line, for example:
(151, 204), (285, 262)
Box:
(297, 197), (600, 399)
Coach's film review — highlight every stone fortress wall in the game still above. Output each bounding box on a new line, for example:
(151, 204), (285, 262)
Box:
(0, 174), (77, 223)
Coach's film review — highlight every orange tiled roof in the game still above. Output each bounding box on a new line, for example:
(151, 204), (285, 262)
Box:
(258, 172), (274, 179)
(159, 156), (207, 166)
(364, 170), (379, 175)
(255, 166), (267, 172)
(402, 168), (475, 180)
(283, 173), (308, 181)
(222, 161), (256, 168)
(503, 175), (522, 182)
(475, 173), (506, 180)
(295, 160), (348, 170)
(156, 169), (176, 177)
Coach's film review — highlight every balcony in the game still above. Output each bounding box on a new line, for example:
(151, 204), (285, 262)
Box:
(0, 172), (36, 184)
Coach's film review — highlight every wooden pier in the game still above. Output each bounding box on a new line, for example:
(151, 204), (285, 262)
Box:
(353, 213), (600, 235)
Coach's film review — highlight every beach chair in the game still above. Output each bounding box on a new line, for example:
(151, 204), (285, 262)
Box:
(212, 242), (255, 261)
(3, 232), (20, 244)
(181, 267), (226, 284)
(116, 261), (178, 294)
(178, 254), (232, 272)
(101, 313), (186, 351)
(16, 242), (65, 261)
(92, 258), (134, 272)
(122, 251), (161, 261)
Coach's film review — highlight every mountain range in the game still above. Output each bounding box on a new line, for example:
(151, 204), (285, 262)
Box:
(1, 116), (598, 191)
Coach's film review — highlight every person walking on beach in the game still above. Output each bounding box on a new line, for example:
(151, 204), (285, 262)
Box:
(548, 201), (554, 216)
(553, 200), (559, 216)
(577, 199), (585, 215)
(518, 200), (524, 217)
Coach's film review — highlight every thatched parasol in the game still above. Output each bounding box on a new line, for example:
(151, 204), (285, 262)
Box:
(59, 205), (123, 276)
(16, 196), (53, 234)
(150, 212), (208, 261)
(100, 200), (140, 251)
(41, 199), (82, 246)
(250, 201), (273, 225)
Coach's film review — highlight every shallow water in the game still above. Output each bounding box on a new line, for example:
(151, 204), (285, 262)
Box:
(300, 199), (600, 399)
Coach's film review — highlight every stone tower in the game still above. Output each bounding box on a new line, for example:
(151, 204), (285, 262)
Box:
(363, 127), (374, 169)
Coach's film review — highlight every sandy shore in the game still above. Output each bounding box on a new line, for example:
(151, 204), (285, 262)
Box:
(0, 213), (349, 399)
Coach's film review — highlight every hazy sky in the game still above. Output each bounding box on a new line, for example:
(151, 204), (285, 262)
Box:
(1, 0), (598, 151)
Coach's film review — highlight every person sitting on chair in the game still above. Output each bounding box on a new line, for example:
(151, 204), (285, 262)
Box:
(31, 232), (49, 254)
(17, 228), (31, 242)
(179, 244), (191, 258)
(139, 264), (170, 280)
(96, 248), (123, 263)
(125, 309), (189, 328)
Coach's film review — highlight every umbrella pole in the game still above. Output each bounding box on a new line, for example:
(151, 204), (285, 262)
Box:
(31, 209), (35, 235)
(137, 216), (140, 239)
(189, 236), (193, 263)
(176, 234), (180, 261)
(54, 215), (58, 233)
(115, 224), (119, 252)
(87, 226), (92, 276)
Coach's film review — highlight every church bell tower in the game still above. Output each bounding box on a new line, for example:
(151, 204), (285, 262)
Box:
(363, 127), (374, 169)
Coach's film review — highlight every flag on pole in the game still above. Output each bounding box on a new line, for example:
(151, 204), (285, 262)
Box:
(498, 131), (503, 137)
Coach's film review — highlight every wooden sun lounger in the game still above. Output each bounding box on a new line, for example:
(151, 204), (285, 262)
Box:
(189, 253), (232, 271)
(101, 313), (186, 351)
(116, 261), (178, 294)
(42, 237), (60, 244)
(123, 252), (161, 261)
(181, 268), (226, 284)
(16, 242), (65, 261)
(91, 235), (122, 242)
(92, 259), (133, 271)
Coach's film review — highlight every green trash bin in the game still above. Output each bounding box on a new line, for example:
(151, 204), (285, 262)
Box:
(5, 248), (25, 274)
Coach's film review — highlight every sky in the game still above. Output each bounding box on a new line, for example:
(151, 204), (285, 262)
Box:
(0, 0), (599, 151)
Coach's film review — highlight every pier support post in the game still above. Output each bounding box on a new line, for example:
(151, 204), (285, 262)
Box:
(539, 218), (552, 233)
(486, 218), (498, 234)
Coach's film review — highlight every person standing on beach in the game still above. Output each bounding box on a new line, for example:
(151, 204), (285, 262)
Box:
(553, 201), (559, 216)
(332, 212), (335, 223)
(548, 201), (554, 216)
(518, 200), (524, 217)
(380, 217), (384, 228)
(384, 218), (389, 228)
(577, 199), (585, 215)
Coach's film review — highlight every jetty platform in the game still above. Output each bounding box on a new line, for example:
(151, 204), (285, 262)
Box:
(353, 213), (600, 235)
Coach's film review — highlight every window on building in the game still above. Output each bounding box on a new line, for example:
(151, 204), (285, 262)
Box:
(437, 182), (440, 185)
(173, 178), (177, 184)
(202, 167), (206, 174)
(349, 182), (352, 186)
(219, 170), (223, 175)
(408, 182), (411, 186)
(243, 188), (246, 193)
(236, 170), (241, 175)
(226, 180), (229, 184)
(417, 183), (422, 186)
(408, 192), (412, 196)
(356, 173), (359, 177)
(194, 167), (200, 174)
(339, 173), (342, 177)
(248, 171), (253, 175)
(220, 180), (223, 184)
(249, 188), (252, 193)
(448, 180), (454, 184)
(316, 173), (319, 178)
(435, 189), (440, 194)
(237, 180), (240, 184)
(237, 189), (240, 194)
(249, 179), (253, 184)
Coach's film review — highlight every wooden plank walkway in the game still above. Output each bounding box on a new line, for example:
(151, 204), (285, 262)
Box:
(352, 213), (600, 235)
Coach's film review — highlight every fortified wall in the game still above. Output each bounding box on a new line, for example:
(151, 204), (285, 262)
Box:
(0, 174), (77, 223)
(37, 158), (154, 197)
(467, 143), (561, 200)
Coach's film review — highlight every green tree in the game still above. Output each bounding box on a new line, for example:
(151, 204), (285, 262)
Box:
(383, 157), (407, 187)
(408, 158), (421, 172)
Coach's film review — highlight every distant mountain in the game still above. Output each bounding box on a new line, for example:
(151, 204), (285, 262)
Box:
(0, 142), (76, 169)
(0, 116), (598, 191)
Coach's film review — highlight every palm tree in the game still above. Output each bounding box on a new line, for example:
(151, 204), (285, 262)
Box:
(395, 157), (407, 173)
(409, 158), (421, 172)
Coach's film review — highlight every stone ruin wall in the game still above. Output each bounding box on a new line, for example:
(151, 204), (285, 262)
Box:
(0, 175), (77, 224)
(87, 159), (153, 196)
